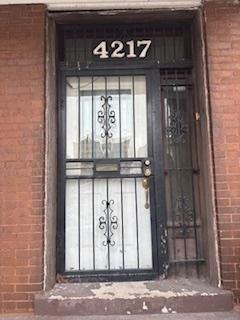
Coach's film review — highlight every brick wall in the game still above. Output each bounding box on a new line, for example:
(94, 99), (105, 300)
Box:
(0, 0), (239, 315)
(0, 5), (45, 313)
(204, 1), (240, 303)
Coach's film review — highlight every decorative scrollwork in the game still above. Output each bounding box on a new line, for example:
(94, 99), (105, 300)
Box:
(97, 96), (116, 138)
(173, 195), (194, 238)
(99, 199), (118, 246)
(166, 108), (188, 143)
(173, 195), (194, 237)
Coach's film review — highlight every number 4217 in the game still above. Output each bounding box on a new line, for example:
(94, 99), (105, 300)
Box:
(93, 40), (152, 59)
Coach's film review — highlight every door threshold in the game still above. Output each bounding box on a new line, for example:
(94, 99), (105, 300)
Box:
(57, 271), (158, 283)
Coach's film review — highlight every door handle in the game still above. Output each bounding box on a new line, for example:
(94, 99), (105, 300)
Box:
(142, 177), (150, 209)
(142, 159), (152, 209)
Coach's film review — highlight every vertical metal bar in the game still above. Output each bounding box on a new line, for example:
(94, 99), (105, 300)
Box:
(165, 83), (177, 264)
(120, 177), (125, 270)
(78, 76), (81, 271)
(106, 178), (110, 270)
(173, 31), (176, 62)
(134, 177), (140, 269)
(163, 28), (167, 62)
(60, 74), (67, 273)
(165, 78), (177, 277)
(187, 84), (200, 276)
(119, 77), (122, 159)
(92, 77), (95, 270)
(92, 179), (95, 270)
(132, 76), (136, 158)
(74, 29), (77, 67)
(62, 30), (66, 67)
(119, 76), (124, 270)
(78, 77), (81, 159)
(172, 70), (181, 275)
(150, 69), (166, 275)
(92, 77), (94, 159)
(175, 70), (188, 276)
(132, 75), (139, 268)
(84, 29), (87, 64)
(105, 77), (108, 159)
(78, 179), (81, 270)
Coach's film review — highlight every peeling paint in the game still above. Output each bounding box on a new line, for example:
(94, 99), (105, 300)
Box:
(46, 280), (224, 301)
(36, 280), (233, 315)
(142, 301), (148, 310)
(161, 306), (169, 313)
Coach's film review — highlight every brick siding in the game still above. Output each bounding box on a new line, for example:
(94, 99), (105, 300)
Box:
(205, 0), (240, 303)
(0, 5), (45, 313)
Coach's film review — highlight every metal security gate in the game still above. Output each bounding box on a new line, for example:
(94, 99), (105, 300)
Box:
(57, 22), (204, 280)
(58, 70), (160, 279)
(64, 73), (154, 274)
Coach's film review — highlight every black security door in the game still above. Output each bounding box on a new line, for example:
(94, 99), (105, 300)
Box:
(58, 69), (161, 279)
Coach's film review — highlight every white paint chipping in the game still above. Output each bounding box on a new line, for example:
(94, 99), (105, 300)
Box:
(142, 301), (148, 310)
(161, 306), (169, 314)
(90, 282), (199, 300)
(47, 281), (219, 301)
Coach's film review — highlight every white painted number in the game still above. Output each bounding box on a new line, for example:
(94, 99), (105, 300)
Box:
(137, 40), (152, 58)
(126, 40), (137, 58)
(93, 41), (109, 59)
(93, 40), (151, 59)
(111, 41), (125, 58)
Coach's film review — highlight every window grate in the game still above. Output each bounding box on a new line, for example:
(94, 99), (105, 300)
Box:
(161, 69), (204, 276)
(58, 23), (192, 68)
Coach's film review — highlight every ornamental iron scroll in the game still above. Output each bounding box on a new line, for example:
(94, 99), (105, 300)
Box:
(166, 108), (188, 144)
(173, 195), (194, 237)
(99, 199), (118, 246)
(97, 96), (116, 138)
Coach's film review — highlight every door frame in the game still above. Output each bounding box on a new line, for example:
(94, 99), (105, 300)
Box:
(56, 67), (168, 281)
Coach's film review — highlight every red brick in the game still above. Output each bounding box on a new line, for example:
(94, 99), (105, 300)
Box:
(16, 284), (42, 293)
(205, 0), (240, 303)
(0, 4), (45, 314)
(221, 264), (236, 272)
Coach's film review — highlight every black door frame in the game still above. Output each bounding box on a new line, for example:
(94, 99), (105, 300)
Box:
(56, 67), (168, 281)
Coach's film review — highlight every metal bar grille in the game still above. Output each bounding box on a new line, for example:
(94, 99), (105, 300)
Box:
(161, 69), (204, 276)
(64, 74), (153, 273)
(59, 23), (192, 69)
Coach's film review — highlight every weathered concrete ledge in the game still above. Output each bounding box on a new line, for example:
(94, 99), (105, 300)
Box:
(34, 279), (233, 316)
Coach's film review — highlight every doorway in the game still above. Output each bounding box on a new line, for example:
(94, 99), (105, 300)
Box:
(56, 22), (203, 281)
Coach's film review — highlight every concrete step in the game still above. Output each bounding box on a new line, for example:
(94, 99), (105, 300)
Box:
(2, 313), (240, 320)
(34, 279), (233, 316)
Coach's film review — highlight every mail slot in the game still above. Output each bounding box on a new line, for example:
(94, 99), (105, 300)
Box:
(95, 163), (119, 172)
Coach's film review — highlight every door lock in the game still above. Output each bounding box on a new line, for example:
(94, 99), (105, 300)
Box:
(144, 168), (152, 177)
(144, 159), (151, 166)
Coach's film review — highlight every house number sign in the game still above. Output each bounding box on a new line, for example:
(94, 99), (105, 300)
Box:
(93, 40), (152, 59)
